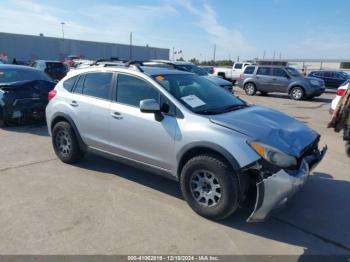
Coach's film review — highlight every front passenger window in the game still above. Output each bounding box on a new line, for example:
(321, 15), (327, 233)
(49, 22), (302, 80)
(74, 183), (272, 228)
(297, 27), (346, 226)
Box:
(117, 74), (159, 107)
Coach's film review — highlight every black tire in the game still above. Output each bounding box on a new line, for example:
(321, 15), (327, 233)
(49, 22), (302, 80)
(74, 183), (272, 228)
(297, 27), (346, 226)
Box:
(218, 73), (226, 80)
(244, 82), (257, 96)
(52, 121), (84, 163)
(346, 142), (350, 158)
(180, 154), (240, 220)
(0, 107), (6, 128)
(290, 86), (305, 100)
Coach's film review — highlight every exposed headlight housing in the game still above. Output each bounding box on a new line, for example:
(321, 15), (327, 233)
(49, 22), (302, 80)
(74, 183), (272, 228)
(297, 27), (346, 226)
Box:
(249, 141), (297, 168)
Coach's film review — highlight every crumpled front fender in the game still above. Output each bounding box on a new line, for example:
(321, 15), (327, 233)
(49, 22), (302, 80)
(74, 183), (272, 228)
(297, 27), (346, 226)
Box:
(247, 146), (327, 222)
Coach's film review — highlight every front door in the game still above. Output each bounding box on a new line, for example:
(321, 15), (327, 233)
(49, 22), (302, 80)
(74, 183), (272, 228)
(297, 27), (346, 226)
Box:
(109, 73), (177, 171)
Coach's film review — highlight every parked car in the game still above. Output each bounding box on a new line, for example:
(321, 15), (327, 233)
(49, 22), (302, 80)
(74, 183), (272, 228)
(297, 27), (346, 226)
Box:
(330, 80), (350, 157)
(200, 66), (214, 75)
(141, 60), (234, 93)
(31, 60), (68, 81)
(308, 70), (349, 88)
(213, 62), (252, 84)
(238, 65), (325, 100)
(0, 65), (56, 126)
(46, 65), (326, 222)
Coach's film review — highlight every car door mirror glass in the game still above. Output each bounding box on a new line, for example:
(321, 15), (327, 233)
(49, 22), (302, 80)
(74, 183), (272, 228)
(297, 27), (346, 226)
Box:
(140, 99), (160, 113)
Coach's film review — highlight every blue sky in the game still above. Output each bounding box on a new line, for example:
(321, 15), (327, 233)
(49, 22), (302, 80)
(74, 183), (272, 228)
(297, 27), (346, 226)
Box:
(1, 0), (350, 60)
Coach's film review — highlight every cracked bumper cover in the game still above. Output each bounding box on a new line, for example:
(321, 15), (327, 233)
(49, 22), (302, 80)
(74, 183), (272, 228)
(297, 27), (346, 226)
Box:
(247, 146), (327, 222)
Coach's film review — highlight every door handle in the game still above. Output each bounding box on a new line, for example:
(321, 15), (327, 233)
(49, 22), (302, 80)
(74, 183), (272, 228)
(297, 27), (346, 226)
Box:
(70, 101), (79, 107)
(111, 112), (123, 120)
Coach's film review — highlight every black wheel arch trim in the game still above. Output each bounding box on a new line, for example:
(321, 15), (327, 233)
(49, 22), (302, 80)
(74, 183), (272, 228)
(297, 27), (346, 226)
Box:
(50, 112), (87, 151)
(176, 142), (241, 176)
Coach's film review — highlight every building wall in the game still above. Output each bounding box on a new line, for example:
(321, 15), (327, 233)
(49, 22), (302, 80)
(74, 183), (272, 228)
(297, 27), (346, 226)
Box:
(0, 32), (169, 62)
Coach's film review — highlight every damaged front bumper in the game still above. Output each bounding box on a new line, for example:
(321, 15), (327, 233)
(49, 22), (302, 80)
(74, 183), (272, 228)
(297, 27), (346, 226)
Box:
(247, 145), (327, 222)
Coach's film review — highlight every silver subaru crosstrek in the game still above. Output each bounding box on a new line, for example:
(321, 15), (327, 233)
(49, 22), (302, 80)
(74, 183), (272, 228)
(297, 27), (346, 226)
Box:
(46, 65), (327, 222)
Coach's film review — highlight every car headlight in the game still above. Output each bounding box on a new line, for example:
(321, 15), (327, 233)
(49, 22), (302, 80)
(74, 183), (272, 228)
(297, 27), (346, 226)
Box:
(310, 80), (320, 86)
(249, 141), (297, 168)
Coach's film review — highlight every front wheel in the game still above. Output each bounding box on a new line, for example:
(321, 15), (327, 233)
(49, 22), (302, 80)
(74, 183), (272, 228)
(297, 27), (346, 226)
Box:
(244, 83), (257, 96)
(52, 121), (85, 163)
(180, 154), (240, 220)
(290, 87), (304, 100)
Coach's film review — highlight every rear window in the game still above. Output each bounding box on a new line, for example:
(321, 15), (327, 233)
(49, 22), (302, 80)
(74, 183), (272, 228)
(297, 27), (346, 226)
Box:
(244, 66), (255, 74)
(46, 62), (67, 73)
(234, 63), (243, 69)
(0, 68), (53, 83)
(63, 75), (78, 91)
(256, 67), (271, 76)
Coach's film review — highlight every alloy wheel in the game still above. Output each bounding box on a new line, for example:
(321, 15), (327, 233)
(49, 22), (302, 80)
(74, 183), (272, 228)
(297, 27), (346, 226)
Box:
(190, 170), (222, 207)
(55, 130), (72, 156)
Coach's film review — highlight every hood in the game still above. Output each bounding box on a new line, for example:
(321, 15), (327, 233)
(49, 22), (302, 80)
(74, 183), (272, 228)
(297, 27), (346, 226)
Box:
(203, 75), (232, 86)
(209, 105), (319, 157)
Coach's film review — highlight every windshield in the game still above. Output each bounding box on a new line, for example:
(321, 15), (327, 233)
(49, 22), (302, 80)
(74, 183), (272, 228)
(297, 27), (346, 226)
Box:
(0, 68), (53, 83)
(176, 64), (208, 76)
(152, 74), (246, 115)
(286, 67), (302, 77)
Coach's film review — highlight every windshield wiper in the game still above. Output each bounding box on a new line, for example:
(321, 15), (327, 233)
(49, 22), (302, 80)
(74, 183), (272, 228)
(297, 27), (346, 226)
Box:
(198, 104), (248, 115)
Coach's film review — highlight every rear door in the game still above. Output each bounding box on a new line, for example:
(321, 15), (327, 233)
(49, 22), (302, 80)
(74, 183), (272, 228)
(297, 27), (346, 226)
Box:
(255, 67), (272, 91)
(68, 72), (113, 149)
(271, 67), (290, 93)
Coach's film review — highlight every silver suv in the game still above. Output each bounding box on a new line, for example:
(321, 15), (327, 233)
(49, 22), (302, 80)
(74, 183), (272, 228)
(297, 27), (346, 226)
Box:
(46, 65), (326, 222)
(238, 65), (325, 100)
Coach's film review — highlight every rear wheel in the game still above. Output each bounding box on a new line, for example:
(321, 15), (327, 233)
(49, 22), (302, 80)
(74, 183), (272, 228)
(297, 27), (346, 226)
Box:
(244, 83), (257, 96)
(290, 86), (305, 100)
(346, 142), (350, 158)
(52, 121), (84, 163)
(0, 107), (6, 128)
(180, 154), (240, 220)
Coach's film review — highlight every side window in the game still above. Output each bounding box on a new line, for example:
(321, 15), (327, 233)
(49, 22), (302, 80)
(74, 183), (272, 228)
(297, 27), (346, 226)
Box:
(82, 72), (113, 100)
(244, 66), (255, 74)
(234, 63), (243, 69)
(272, 68), (287, 77)
(63, 75), (78, 92)
(116, 74), (159, 107)
(256, 67), (271, 76)
(324, 72), (332, 78)
(160, 95), (176, 116)
(73, 75), (85, 94)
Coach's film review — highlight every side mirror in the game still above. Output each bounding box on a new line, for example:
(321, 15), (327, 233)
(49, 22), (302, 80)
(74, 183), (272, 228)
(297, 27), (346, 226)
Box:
(140, 99), (160, 113)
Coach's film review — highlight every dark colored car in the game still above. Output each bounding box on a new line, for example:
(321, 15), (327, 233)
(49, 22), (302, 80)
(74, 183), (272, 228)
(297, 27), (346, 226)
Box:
(238, 65), (325, 100)
(308, 70), (349, 88)
(138, 60), (234, 93)
(200, 66), (214, 74)
(0, 65), (56, 126)
(32, 60), (68, 81)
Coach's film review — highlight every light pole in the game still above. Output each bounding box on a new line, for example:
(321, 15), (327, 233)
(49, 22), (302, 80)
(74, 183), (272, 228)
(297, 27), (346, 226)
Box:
(61, 22), (65, 40)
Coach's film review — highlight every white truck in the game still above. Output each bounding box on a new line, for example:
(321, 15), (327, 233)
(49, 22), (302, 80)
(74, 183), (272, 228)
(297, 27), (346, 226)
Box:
(213, 62), (252, 84)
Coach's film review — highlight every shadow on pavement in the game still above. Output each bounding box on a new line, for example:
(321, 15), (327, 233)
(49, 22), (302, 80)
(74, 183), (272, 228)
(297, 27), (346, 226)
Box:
(257, 93), (333, 103)
(77, 154), (350, 256)
(0, 122), (49, 137)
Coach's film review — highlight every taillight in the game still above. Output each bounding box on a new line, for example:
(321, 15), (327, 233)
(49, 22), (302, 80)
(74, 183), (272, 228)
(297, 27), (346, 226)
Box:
(336, 89), (346, 97)
(48, 90), (57, 101)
